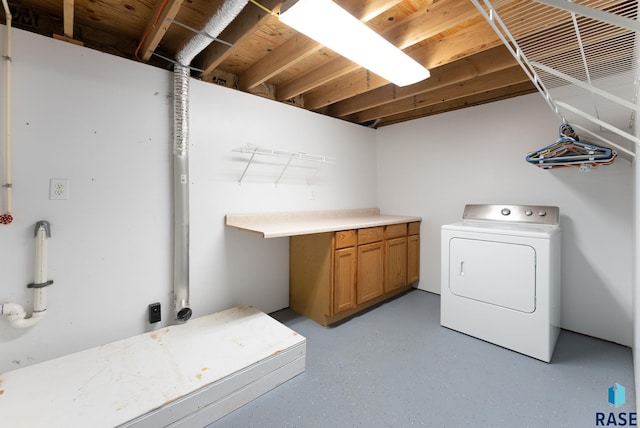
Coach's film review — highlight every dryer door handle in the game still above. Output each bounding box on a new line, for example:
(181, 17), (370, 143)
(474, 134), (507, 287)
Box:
(459, 260), (465, 276)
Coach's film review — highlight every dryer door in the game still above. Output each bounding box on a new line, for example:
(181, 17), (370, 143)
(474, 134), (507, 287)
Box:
(449, 238), (536, 313)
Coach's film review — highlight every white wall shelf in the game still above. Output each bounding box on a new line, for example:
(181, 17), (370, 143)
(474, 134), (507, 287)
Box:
(232, 144), (336, 185)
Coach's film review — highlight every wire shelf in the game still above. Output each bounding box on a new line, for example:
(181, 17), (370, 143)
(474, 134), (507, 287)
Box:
(471, 0), (640, 154)
(232, 144), (336, 185)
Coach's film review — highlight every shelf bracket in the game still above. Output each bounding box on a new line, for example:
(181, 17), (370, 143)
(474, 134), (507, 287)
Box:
(276, 154), (295, 186)
(238, 148), (257, 184)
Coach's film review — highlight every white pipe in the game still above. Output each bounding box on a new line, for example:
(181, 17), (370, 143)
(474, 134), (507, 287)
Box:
(172, 0), (249, 321)
(32, 222), (49, 314)
(0, 0), (12, 225)
(1, 302), (26, 319)
(0, 301), (45, 329)
(1, 221), (52, 328)
(1, 303), (45, 328)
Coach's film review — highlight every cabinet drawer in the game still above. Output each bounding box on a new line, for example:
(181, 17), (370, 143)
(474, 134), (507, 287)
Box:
(408, 221), (421, 236)
(335, 230), (357, 249)
(358, 226), (383, 245)
(384, 223), (407, 239)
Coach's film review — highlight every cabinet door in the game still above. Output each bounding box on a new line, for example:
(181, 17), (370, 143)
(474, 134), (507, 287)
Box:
(385, 237), (407, 293)
(357, 242), (384, 304)
(334, 247), (356, 314)
(407, 234), (420, 284)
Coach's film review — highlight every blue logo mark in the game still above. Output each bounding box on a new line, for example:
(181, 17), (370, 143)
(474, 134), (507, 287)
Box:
(596, 383), (635, 426)
(608, 383), (626, 408)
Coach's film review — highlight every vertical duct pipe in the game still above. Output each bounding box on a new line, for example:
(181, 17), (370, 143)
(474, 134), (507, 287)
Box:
(172, 0), (249, 321)
(173, 64), (191, 322)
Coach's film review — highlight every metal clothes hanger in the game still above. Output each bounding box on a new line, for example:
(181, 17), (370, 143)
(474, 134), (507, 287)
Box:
(525, 123), (617, 169)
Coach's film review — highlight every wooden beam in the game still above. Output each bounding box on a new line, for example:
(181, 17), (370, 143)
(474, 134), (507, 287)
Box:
(381, 0), (481, 50)
(346, 66), (531, 123)
(328, 45), (517, 117)
(374, 82), (537, 127)
(238, 33), (322, 91)
(52, 34), (84, 46)
(238, 0), (404, 91)
(137, 0), (185, 62)
(63, 0), (74, 38)
(197, 0), (283, 79)
(302, 19), (501, 110)
(52, 0), (84, 45)
(414, 19), (503, 70)
(276, 0), (481, 101)
(346, 0), (405, 21)
(277, 59), (363, 102)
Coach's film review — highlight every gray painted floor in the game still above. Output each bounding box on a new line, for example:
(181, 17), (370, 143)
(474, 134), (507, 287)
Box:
(208, 289), (635, 427)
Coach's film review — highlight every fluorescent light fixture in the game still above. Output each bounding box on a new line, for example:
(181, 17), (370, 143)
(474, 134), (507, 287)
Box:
(279, 0), (430, 87)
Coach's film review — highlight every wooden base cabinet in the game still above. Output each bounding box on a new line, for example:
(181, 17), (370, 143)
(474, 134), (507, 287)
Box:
(290, 221), (421, 326)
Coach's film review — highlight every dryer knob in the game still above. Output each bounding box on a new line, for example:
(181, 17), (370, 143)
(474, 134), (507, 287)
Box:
(525, 210), (533, 216)
(501, 208), (511, 216)
(538, 210), (547, 216)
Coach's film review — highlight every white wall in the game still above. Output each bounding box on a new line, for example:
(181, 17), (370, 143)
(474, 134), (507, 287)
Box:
(0, 28), (377, 373)
(0, 29), (174, 372)
(633, 96), (639, 409)
(188, 79), (377, 319)
(376, 94), (634, 346)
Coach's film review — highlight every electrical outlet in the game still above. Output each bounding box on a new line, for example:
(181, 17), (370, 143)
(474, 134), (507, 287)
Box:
(49, 178), (69, 200)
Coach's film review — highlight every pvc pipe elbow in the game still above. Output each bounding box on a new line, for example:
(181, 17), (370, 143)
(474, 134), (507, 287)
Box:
(1, 303), (45, 328)
(9, 310), (45, 329)
(1, 302), (25, 318)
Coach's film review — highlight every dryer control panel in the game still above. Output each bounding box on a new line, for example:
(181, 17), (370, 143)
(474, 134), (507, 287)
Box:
(462, 204), (559, 225)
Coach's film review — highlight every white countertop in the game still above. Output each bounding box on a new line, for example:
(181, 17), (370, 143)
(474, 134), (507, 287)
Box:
(225, 208), (422, 238)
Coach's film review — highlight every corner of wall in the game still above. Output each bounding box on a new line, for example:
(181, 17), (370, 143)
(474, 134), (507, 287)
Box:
(634, 102), (639, 409)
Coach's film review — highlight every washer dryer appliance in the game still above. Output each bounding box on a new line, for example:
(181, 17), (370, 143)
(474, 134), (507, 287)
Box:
(440, 204), (561, 362)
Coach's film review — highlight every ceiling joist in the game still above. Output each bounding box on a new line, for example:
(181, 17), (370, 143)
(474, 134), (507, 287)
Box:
(348, 65), (531, 123)
(137, 0), (185, 62)
(63, 0), (73, 37)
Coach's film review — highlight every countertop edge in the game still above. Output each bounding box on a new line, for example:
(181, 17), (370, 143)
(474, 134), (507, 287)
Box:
(226, 209), (422, 238)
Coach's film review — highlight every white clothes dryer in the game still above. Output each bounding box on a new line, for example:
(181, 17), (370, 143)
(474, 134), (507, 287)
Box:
(440, 204), (561, 362)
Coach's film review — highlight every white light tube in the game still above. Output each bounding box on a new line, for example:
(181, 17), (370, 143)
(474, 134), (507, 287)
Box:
(279, 0), (430, 87)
